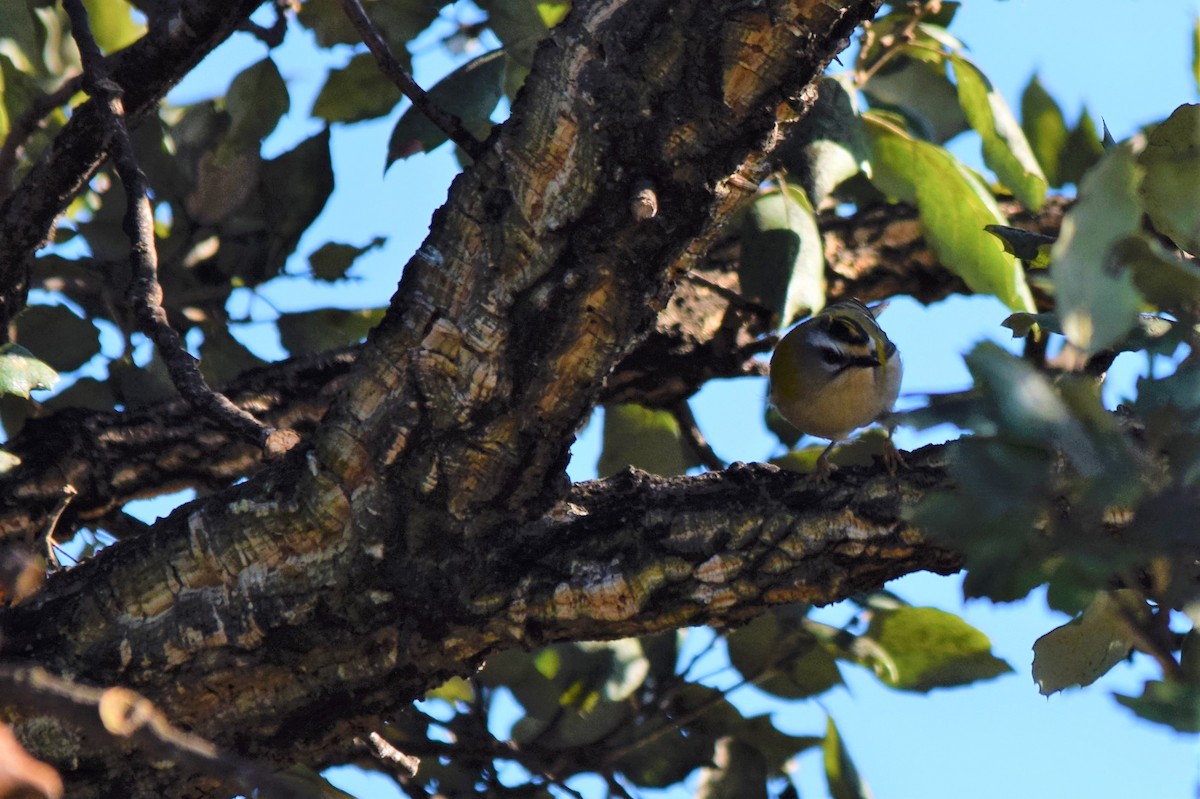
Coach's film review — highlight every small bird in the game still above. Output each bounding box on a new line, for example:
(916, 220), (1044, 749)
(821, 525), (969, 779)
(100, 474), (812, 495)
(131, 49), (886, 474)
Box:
(769, 298), (903, 479)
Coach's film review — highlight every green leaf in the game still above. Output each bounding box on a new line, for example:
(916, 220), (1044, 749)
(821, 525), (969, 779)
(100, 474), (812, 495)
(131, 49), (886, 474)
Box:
(1120, 233), (1200, 314)
(1194, 16), (1200, 96)
(313, 53), (404, 124)
(82, 0), (144, 53)
(823, 717), (870, 799)
(198, 326), (267, 386)
(0, 344), (58, 398)
(695, 738), (768, 799)
(984, 224), (1055, 267)
(727, 612), (842, 699)
(863, 51), (969, 143)
(964, 342), (1101, 474)
(424, 675), (474, 704)
(222, 58), (290, 152)
(15, 304), (100, 373)
(739, 184), (825, 326)
(1050, 143), (1144, 353)
(1058, 108), (1105, 186)
(861, 606), (1011, 692)
(865, 112), (1036, 312)
(1021, 74), (1069, 187)
(536, 1), (571, 28)
(297, 0), (440, 52)
(1116, 680), (1200, 733)
(598, 403), (694, 477)
(308, 238), (386, 282)
(1033, 590), (1142, 695)
(1137, 103), (1200, 255)
(952, 55), (1047, 210)
(277, 308), (385, 356)
(386, 49), (505, 167)
(259, 129), (335, 279)
(778, 76), (868, 206)
(478, 0), (552, 68)
(0, 6), (39, 73)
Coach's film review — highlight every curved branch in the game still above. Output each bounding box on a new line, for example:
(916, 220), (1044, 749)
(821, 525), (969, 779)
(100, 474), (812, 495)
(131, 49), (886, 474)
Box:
(0, 0), (263, 333)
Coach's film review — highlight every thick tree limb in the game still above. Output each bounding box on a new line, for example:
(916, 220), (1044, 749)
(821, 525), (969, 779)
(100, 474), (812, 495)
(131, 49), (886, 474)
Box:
(0, 194), (1069, 550)
(1, 450), (959, 790)
(0, 2), (988, 793)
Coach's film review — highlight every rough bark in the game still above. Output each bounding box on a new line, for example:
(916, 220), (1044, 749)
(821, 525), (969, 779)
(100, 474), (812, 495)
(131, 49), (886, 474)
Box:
(0, 196), (1070, 550)
(0, 0), (987, 795)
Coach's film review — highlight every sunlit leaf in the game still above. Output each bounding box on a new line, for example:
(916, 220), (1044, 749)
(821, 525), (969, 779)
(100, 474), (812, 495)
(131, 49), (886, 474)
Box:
(424, 675), (474, 704)
(1050, 143), (1143, 353)
(598, 403), (694, 477)
(865, 112), (1035, 312)
(861, 606), (1011, 692)
(1021, 74), (1069, 187)
(0, 344), (58, 398)
(82, 0), (144, 53)
(823, 717), (870, 799)
(1137, 103), (1200, 255)
(952, 55), (1047, 209)
(1033, 590), (1142, 695)
(739, 184), (825, 326)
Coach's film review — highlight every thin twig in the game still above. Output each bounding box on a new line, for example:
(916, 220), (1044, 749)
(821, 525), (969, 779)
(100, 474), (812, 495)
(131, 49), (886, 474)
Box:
(357, 731), (420, 778)
(672, 400), (725, 472)
(0, 664), (315, 799)
(62, 0), (291, 455)
(41, 485), (77, 570)
(340, 0), (486, 160)
(0, 75), (83, 201)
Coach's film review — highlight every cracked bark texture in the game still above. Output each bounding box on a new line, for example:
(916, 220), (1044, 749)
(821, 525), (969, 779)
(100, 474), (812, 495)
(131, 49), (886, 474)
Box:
(0, 0), (987, 795)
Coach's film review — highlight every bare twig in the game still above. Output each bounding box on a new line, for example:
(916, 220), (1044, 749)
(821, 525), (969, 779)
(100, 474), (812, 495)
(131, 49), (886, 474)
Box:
(672, 400), (725, 472)
(41, 485), (76, 570)
(0, 664), (315, 799)
(340, 0), (486, 160)
(358, 731), (420, 778)
(62, 0), (290, 454)
(0, 76), (83, 202)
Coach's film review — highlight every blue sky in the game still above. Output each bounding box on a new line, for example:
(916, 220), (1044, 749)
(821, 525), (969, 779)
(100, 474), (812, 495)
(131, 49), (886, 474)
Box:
(149, 2), (1200, 797)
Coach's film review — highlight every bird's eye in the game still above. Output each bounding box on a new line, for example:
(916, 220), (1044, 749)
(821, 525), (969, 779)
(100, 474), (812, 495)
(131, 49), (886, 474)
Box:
(819, 348), (842, 366)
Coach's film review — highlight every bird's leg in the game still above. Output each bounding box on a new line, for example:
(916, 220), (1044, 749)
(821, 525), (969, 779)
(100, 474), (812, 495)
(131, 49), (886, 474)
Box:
(814, 440), (839, 482)
(881, 429), (906, 476)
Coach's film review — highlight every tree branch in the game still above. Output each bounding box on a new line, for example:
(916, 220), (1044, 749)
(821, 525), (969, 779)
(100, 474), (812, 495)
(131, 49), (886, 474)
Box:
(341, 0), (486, 160)
(62, 0), (283, 453)
(0, 0), (263, 335)
(0, 664), (315, 799)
